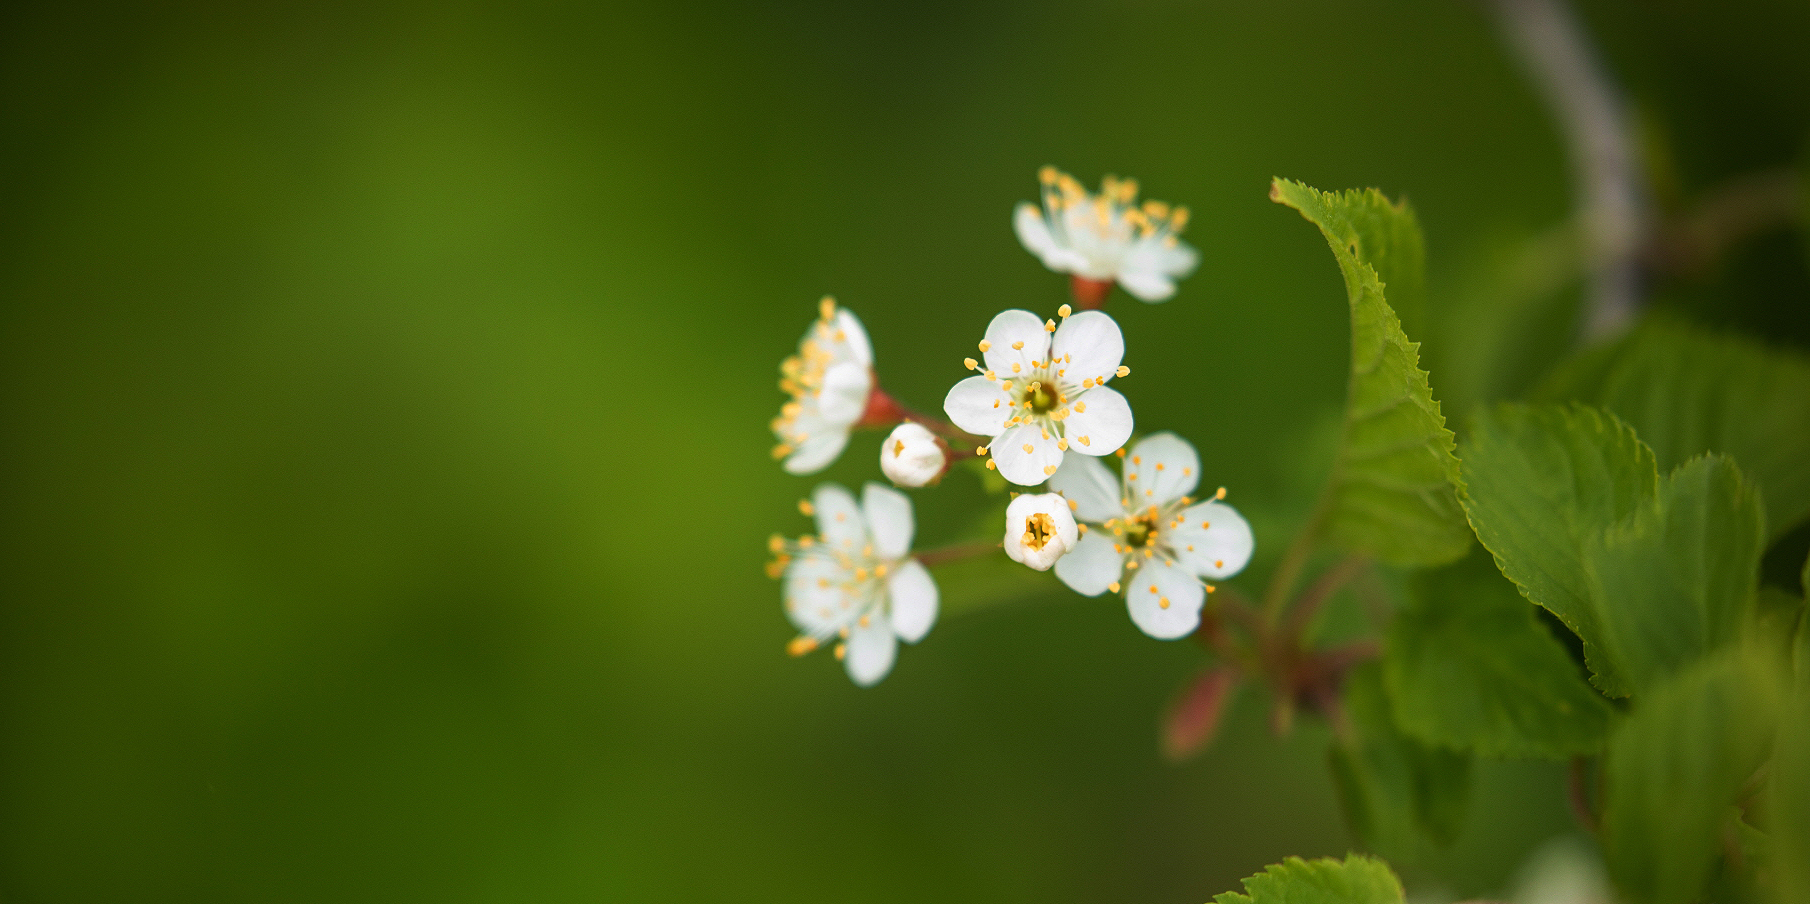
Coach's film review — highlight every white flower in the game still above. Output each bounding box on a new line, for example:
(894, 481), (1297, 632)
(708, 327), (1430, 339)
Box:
(772, 297), (874, 475)
(942, 307), (1135, 486)
(1014, 167), (1199, 303)
(879, 422), (947, 487)
(773, 482), (938, 686)
(1048, 432), (1253, 640)
(1003, 492), (1079, 572)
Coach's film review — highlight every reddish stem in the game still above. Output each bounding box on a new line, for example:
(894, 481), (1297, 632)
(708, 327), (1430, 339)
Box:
(1069, 275), (1113, 310)
(1568, 756), (1599, 832)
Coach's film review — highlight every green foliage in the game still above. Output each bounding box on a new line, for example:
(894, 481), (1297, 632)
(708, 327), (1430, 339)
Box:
(1384, 548), (1612, 758)
(1771, 679), (1810, 904)
(1460, 403), (1657, 696)
(1328, 666), (1471, 862)
(1212, 854), (1404, 904)
(1600, 647), (1786, 904)
(1539, 317), (1810, 539)
(1270, 179), (1470, 568)
(1588, 454), (1767, 691)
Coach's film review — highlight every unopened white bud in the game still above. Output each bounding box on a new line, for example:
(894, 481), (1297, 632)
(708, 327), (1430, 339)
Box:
(1002, 492), (1079, 571)
(879, 422), (946, 487)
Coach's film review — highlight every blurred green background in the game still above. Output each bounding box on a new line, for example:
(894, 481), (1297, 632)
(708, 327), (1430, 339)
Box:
(3, 1), (1806, 901)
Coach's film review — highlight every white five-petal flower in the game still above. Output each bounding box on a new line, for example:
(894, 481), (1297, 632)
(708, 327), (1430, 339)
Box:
(942, 308), (1135, 486)
(1048, 433), (1254, 640)
(1014, 167), (1200, 303)
(774, 482), (939, 686)
(1002, 492), (1079, 572)
(772, 297), (874, 475)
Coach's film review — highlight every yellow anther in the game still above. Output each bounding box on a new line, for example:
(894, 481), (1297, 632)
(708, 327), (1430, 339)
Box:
(1148, 584), (1158, 594)
(1074, 401), (1086, 413)
(1155, 462), (1165, 471)
(799, 499), (815, 516)
(818, 296), (836, 320)
(1171, 206), (1190, 229)
(986, 460), (997, 470)
(1081, 377), (1094, 388)
(985, 370), (997, 380)
(1215, 487), (1227, 500)
(1126, 559), (1138, 569)
(1011, 363), (1022, 373)
(964, 357), (978, 370)
(817, 577), (830, 588)
(1183, 468), (1192, 476)
(1044, 319), (1056, 332)
(1057, 438), (1069, 451)
(1108, 581), (1121, 593)
(1186, 545), (1195, 552)
(858, 614), (871, 628)
(1078, 435), (1090, 446)
(893, 439), (905, 456)
(1159, 597), (1170, 609)
(1128, 473), (1138, 481)
(1058, 304), (1072, 318)
(788, 636), (819, 657)
(768, 535), (786, 553)
(1022, 443), (1035, 454)
(1012, 341), (1024, 350)
(798, 535), (815, 547)
(834, 643), (847, 660)
(835, 511), (847, 521)
(1115, 449), (1127, 459)
(1039, 165), (1058, 184)
(1205, 584), (1216, 594)
(853, 568), (866, 581)
(875, 564), (888, 577)
(1043, 465), (1057, 475)
(1077, 523), (1088, 534)
(1215, 559), (1224, 569)
(771, 444), (792, 459)
(1117, 365), (1131, 378)
(1066, 498), (1078, 511)
(978, 340), (991, 352)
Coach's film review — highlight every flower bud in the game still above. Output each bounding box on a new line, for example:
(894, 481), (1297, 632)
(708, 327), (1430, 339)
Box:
(1002, 492), (1079, 571)
(879, 422), (947, 487)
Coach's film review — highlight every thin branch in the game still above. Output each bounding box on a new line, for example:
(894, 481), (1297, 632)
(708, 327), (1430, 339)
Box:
(1647, 167), (1802, 277)
(1568, 755), (1599, 832)
(1282, 556), (1370, 643)
(1489, 0), (1649, 340)
(914, 540), (1000, 569)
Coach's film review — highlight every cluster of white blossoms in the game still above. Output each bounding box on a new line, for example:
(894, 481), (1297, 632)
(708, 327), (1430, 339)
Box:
(768, 167), (1245, 687)
(1014, 167), (1200, 305)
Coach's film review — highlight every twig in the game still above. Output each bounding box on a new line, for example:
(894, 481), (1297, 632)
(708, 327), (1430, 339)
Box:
(1282, 556), (1369, 643)
(1647, 167), (1802, 277)
(914, 540), (1000, 569)
(1259, 493), (1330, 625)
(1568, 755), (1599, 832)
(1489, 0), (1649, 340)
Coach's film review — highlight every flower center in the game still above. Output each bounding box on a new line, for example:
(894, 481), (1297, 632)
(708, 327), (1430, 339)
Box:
(1023, 512), (1057, 550)
(1123, 514), (1156, 548)
(1025, 381), (1058, 415)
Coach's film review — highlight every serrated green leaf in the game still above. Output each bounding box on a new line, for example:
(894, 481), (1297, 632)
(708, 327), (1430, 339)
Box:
(1537, 317), (1810, 539)
(1460, 403), (1657, 696)
(1328, 665), (1471, 861)
(1601, 647), (1785, 904)
(1212, 854), (1405, 904)
(1384, 548), (1612, 758)
(1271, 179), (1470, 568)
(1588, 454), (1767, 691)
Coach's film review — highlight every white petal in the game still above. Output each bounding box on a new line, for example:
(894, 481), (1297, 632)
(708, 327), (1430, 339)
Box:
(943, 375), (1011, 437)
(1014, 204), (1066, 268)
(1171, 501), (1255, 579)
(1126, 235), (1201, 280)
(1061, 386), (1134, 457)
(886, 559), (938, 643)
(1048, 452), (1123, 522)
(844, 617), (898, 686)
(1116, 268), (1179, 302)
(1050, 311), (1124, 387)
(1002, 492), (1079, 571)
(783, 552), (853, 637)
(811, 484), (867, 552)
(1054, 530), (1125, 596)
(783, 426), (849, 475)
(990, 422), (1065, 486)
(1124, 432), (1200, 506)
(815, 361), (872, 427)
(861, 482), (915, 561)
(1125, 559), (1205, 639)
(829, 308), (873, 367)
(982, 309), (1054, 377)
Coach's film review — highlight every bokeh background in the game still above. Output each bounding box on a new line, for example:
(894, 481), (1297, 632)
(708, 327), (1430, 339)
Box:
(3, 1), (1807, 901)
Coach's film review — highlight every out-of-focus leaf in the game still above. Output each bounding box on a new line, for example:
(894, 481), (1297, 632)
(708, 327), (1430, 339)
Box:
(1161, 665), (1238, 762)
(1212, 854), (1404, 904)
(1459, 403), (1657, 696)
(1328, 665), (1471, 862)
(1600, 647), (1785, 904)
(1270, 179), (1470, 567)
(1588, 454), (1766, 691)
(1772, 676), (1810, 904)
(1384, 548), (1612, 758)
(1537, 317), (1810, 539)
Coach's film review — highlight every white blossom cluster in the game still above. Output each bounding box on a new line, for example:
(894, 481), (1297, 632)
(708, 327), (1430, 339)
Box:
(766, 168), (1250, 686)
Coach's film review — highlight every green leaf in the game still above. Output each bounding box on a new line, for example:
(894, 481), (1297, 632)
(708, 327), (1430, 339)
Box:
(1600, 647), (1785, 904)
(1271, 179), (1470, 567)
(1328, 665), (1472, 861)
(1769, 684), (1810, 904)
(1213, 854), (1404, 904)
(1537, 317), (1810, 539)
(1459, 403), (1658, 696)
(1588, 454), (1767, 691)
(1384, 548), (1612, 758)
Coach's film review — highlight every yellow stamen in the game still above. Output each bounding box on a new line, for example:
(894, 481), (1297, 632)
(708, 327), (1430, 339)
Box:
(788, 636), (818, 657)
(1108, 581), (1121, 593)
(1058, 304), (1072, 318)
(978, 340), (991, 352)
(798, 500), (815, 516)
(1117, 365), (1130, 378)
